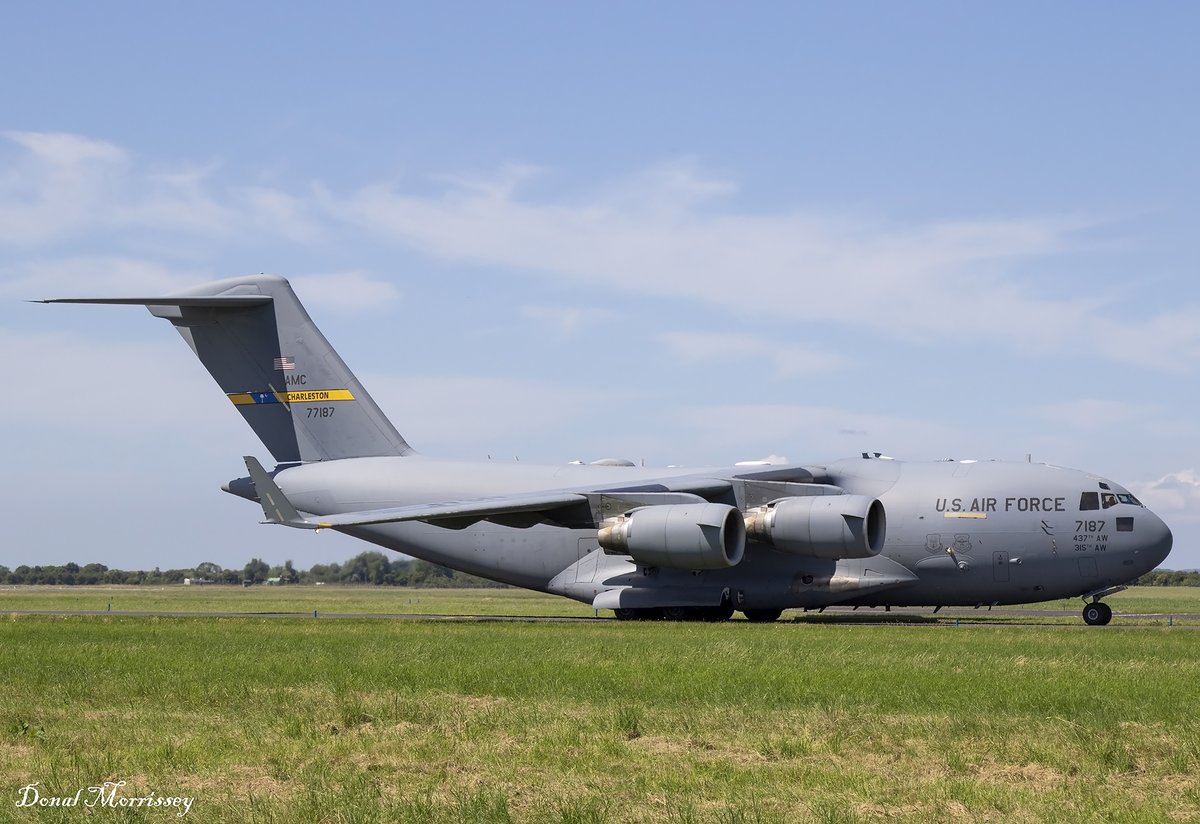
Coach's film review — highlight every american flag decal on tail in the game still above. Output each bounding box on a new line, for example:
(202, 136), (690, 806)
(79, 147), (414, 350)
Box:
(274, 356), (296, 371)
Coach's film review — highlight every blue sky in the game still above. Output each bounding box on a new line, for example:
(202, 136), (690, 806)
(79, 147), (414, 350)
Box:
(3, 3), (1198, 572)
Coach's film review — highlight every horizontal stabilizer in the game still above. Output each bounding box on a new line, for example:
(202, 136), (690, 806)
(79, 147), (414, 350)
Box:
(35, 296), (272, 307)
(244, 456), (317, 529)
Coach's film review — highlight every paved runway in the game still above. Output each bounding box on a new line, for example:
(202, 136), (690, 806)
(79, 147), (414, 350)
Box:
(4, 606), (1198, 627)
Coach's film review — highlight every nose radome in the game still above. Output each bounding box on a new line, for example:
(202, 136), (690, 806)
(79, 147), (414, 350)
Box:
(1140, 509), (1173, 570)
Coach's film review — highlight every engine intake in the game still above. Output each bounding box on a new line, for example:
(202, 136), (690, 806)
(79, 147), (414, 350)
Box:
(745, 495), (885, 559)
(597, 503), (746, 570)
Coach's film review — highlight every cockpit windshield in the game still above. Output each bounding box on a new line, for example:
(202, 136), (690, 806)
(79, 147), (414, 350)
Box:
(1080, 489), (1143, 510)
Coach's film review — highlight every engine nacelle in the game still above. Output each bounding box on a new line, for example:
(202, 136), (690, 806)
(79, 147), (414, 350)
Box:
(744, 495), (885, 559)
(597, 503), (746, 570)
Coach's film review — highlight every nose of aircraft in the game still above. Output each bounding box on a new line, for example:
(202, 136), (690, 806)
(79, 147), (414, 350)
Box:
(1136, 508), (1173, 571)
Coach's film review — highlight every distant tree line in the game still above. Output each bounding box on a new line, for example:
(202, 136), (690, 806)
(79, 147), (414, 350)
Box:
(1, 555), (1195, 588)
(0, 552), (506, 588)
(1133, 569), (1200, 587)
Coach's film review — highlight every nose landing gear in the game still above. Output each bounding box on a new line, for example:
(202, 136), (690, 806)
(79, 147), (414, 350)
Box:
(1082, 601), (1113, 626)
(1080, 585), (1125, 626)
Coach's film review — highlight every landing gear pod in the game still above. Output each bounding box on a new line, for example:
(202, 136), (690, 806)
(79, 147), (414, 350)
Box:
(598, 503), (746, 570)
(745, 495), (886, 559)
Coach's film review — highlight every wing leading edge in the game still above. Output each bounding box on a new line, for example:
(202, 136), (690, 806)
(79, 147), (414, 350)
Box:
(240, 457), (855, 533)
(243, 456), (588, 530)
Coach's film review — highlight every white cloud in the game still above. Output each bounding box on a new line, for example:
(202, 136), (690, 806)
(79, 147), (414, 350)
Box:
(290, 271), (401, 313)
(1035, 399), (1156, 431)
(235, 184), (327, 244)
(317, 161), (1200, 369)
(1130, 470), (1200, 516)
(0, 131), (132, 245)
(4, 130), (127, 165)
(665, 403), (977, 461)
(118, 164), (236, 237)
(0, 326), (234, 433)
(319, 162), (1083, 315)
(3, 133), (1200, 370)
(588, 157), (737, 213)
(519, 304), (603, 335)
(0, 132), (305, 246)
(658, 330), (850, 377)
(365, 373), (628, 457)
(0, 256), (202, 299)
(1093, 306), (1200, 372)
(432, 163), (547, 199)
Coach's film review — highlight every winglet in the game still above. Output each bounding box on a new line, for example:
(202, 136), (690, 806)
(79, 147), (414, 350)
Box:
(243, 456), (326, 530)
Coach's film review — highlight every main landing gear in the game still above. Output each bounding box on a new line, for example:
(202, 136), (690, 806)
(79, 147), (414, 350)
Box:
(742, 608), (783, 623)
(1082, 601), (1113, 626)
(612, 607), (662, 621)
(612, 606), (786, 623)
(612, 606), (736, 622)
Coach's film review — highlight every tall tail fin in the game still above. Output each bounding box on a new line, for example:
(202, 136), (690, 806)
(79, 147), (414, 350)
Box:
(42, 274), (414, 463)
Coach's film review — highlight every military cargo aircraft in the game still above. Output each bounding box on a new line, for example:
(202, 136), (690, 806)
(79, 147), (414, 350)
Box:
(43, 275), (1172, 624)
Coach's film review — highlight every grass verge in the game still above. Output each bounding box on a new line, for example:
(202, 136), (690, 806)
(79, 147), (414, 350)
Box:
(1, 613), (1197, 822)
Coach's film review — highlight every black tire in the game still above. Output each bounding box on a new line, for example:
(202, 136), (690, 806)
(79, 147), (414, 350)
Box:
(701, 605), (735, 622)
(662, 606), (691, 621)
(1083, 602), (1113, 626)
(614, 608), (664, 621)
(742, 608), (783, 623)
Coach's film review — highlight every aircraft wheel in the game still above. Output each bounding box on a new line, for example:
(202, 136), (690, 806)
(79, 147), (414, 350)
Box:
(742, 608), (783, 623)
(662, 606), (691, 621)
(614, 608), (664, 621)
(701, 605), (735, 622)
(1082, 602), (1113, 626)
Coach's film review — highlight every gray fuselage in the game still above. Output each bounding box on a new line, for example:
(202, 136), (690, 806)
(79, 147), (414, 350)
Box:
(253, 455), (1172, 611)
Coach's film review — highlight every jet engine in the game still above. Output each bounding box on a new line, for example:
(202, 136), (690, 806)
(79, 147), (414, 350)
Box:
(597, 503), (746, 570)
(744, 495), (885, 559)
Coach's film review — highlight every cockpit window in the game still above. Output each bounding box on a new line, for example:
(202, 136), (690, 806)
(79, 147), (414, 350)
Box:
(1117, 493), (1142, 506)
(1101, 493), (1118, 509)
(1079, 492), (1099, 511)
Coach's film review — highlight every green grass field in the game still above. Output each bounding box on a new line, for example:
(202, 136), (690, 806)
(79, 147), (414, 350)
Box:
(2, 584), (1198, 624)
(0, 585), (593, 618)
(2, 589), (1199, 823)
